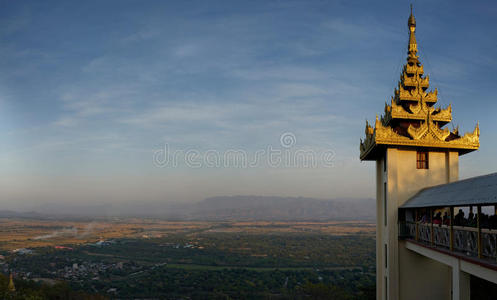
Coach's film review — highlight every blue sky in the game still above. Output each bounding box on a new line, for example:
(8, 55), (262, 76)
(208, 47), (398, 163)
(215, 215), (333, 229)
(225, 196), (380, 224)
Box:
(1, 0), (496, 209)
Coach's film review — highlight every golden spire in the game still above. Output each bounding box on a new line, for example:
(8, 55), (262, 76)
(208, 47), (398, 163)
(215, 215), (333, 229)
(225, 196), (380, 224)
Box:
(359, 7), (480, 160)
(408, 4), (418, 60)
(8, 272), (16, 292)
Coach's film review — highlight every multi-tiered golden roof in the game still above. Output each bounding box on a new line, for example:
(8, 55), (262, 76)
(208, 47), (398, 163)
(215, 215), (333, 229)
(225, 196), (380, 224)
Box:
(360, 8), (480, 160)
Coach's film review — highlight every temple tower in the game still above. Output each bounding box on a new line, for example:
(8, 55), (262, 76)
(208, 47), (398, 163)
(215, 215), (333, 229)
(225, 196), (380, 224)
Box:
(8, 272), (15, 293)
(360, 7), (479, 300)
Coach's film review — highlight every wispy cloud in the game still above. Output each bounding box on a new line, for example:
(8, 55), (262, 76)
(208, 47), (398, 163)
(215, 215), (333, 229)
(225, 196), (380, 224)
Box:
(121, 28), (160, 44)
(1, 0), (496, 207)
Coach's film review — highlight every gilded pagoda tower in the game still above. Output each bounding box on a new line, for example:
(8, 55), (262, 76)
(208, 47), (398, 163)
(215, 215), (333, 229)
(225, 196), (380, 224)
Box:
(360, 8), (479, 300)
(8, 273), (16, 293)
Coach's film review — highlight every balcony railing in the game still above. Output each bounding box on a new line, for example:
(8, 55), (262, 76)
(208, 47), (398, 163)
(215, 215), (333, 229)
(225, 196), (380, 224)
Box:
(399, 221), (497, 262)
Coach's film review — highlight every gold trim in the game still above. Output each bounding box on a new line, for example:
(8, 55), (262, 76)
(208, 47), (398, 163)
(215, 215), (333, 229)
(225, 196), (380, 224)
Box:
(385, 100), (451, 123)
(402, 73), (429, 88)
(405, 64), (424, 75)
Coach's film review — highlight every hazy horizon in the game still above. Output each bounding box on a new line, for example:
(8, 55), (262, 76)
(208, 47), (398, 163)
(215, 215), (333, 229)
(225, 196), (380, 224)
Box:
(2, 0), (497, 210)
(0, 195), (376, 222)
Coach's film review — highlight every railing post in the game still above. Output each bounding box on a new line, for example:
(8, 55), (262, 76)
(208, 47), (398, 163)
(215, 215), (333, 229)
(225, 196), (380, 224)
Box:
(494, 206), (497, 263)
(430, 208), (434, 246)
(415, 209), (419, 242)
(450, 207), (454, 251)
(477, 205), (482, 259)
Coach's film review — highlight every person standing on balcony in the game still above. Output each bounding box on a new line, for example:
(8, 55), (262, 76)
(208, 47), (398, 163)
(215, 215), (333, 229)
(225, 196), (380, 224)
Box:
(443, 212), (450, 226)
(454, 209), (465, 226)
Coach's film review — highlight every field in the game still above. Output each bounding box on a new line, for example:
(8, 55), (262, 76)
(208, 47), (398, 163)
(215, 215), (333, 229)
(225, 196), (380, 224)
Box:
(0, 218), (376, 299)
(0, 218), (374, 251)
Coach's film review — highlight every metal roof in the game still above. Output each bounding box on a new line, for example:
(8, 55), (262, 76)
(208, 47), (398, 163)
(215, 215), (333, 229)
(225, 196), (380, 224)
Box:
(401, 172), (497, 208)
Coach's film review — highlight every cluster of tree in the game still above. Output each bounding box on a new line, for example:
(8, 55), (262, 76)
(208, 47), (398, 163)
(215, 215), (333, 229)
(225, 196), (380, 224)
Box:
(11, 234), (374, 278)
(8, 232), (376, 299)
(79, 267), (374, 299)
(0, 271), (375, 300)
(0, 274), (106, 300)
(193, 233), (376, 267)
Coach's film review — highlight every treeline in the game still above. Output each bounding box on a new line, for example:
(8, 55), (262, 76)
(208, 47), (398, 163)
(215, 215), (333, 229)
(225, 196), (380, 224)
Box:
(84, 267), (374, 299)
(0, 274), (106, 300)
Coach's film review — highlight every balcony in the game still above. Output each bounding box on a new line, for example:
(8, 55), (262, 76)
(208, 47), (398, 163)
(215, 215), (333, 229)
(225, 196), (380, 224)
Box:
(398, 173), (497, 270)
(399, 211), (497, 268)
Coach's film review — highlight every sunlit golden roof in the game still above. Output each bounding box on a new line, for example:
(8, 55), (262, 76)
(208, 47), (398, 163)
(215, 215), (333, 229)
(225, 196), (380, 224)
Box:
(360, 8), (479, 160)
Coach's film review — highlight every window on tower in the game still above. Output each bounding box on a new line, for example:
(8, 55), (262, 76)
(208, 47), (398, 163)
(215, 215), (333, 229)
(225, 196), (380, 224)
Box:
(384, 182), (387, 226)
(416, 151), (429, 169)
(384, 244), (388, 269)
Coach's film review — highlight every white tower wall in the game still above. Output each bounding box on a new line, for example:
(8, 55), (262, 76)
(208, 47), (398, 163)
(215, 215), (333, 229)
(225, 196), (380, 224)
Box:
(377, 148), (459, 300)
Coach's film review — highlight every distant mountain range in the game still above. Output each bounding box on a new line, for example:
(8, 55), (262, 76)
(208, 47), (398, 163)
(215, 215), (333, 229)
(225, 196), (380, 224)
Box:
(188, 196), (375, 221)
(2, 196), (375, 221)
(0, 210), (45, 219)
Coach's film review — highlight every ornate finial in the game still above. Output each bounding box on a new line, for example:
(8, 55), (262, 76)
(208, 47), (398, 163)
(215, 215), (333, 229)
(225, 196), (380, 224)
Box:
(407, 5), (417, 59)
(452, 125), (459, 136)
(408, 5), (416, 27)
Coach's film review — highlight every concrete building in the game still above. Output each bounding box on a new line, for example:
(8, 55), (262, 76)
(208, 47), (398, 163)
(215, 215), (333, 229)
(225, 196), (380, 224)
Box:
(360, 7), (496, 300)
